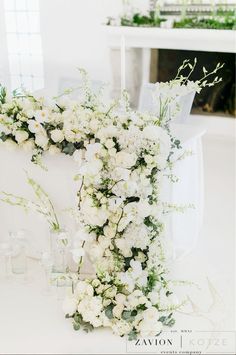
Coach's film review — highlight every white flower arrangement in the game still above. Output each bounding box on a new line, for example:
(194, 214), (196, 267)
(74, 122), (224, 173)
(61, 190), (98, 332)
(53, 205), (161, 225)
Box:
(0, 62), (223, 340)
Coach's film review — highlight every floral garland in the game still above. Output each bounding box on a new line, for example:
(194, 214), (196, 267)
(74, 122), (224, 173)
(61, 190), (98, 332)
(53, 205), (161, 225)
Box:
(0, 63), (223, 339)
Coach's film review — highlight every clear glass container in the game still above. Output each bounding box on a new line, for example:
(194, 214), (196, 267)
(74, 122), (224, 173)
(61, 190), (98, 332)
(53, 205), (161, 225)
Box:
(10, 230), (28, 275)
(50, 228), (69, 273)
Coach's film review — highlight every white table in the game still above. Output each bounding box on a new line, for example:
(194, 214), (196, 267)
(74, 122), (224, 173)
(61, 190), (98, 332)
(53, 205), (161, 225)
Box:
(167, 123), (205, 258)
(0, 124), (205, 259)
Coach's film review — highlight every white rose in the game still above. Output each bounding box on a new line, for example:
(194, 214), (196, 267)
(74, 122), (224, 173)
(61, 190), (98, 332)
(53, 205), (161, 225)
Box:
(91, 279), (101, 288)
(105, 139), (115, 149)
(35, 133), (49, 150)
(22, 139), (35, 152)
(62, 297), (77, 316)
(142, 306), (159, 322)
(0, 122), (11, 135)
(83, 206), (108, 226)
(80, 159), (103, 177)
(104, 286), (117, 299)
(115, 293), (126, 304)
(48, 145), (61, 155)
(136, 200), (151, 218)
(115, 151), (137, 169)
(103, 225), (116, 239)
(75, 281), (94, 300)
(50, 129), (64, 143)
(4, 138), (18, 151)
(91, 317), (103, 328)
(103, 298), (112, 307)
(24, 109), (34, 119)
(113, 304), (124, 319)
(109, 147), (117, 157)
(15, 130), (29, 144)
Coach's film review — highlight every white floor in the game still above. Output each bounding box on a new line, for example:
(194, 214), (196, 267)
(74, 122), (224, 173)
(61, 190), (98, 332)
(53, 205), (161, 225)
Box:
(0, 119), (235, 354)
(173, 132), (236, 330)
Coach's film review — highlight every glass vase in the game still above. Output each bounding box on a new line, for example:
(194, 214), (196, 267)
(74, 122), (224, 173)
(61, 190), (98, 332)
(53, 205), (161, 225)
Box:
(50, 229), (69, 273)
(10, 231), (28, 275)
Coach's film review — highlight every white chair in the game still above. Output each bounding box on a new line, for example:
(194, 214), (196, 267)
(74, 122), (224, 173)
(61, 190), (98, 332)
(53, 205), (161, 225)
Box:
(138, 82), (195, 123)
(139, 83), (204, 257)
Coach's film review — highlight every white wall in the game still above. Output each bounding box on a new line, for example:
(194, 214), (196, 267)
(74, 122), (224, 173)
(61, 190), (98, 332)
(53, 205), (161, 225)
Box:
(39, 0), (123, 94)
(0, 0), (124, 94)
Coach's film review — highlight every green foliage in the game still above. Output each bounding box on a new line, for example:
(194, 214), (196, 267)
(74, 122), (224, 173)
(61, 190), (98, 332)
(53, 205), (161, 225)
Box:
(62, 142), (77, 156)
(144, 216), (163, 238)
(72, 312), (94, 333)
(174, 16), (236, 30)
(121, 12), (166, 27)
(0, 85), (7, 104)
(158, 312), (176, 327)
(105, 304), (115, 319)
(122, 309), (137, 322)
(128, 329), (138, 341)
(146, 268), (159, 292)
(0, 132), (8, 142)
